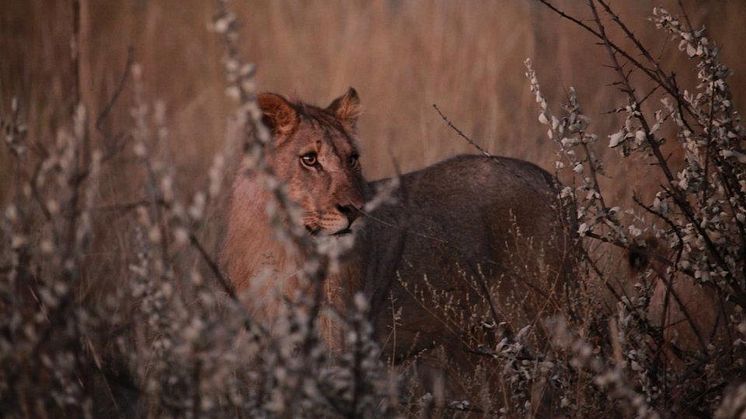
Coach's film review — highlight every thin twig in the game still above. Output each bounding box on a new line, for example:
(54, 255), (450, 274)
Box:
(432, 104), (491, 157)
(96, 46), (134, 133)
(189, 233), (237, 300)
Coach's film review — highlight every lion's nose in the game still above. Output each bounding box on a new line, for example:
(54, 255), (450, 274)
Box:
(336, 204), (360, 225)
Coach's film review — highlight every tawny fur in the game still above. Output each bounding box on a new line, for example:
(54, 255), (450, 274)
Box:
(220, 89), (365, 348)
(221, 90), (579, 404)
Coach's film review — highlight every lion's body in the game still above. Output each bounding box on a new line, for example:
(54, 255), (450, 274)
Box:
(358, 155), (576, 396)
(220, 90), (577, 403)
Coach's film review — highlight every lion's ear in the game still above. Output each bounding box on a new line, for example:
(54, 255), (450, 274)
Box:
(327, 87), (361, 130)
(258, 93), (298, 137)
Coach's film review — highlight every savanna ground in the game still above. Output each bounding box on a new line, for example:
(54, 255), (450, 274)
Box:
(2, 1), (746, 417)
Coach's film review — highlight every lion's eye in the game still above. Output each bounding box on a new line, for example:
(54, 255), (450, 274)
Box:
(300, 152), (318, 167)
(349, 154), (360, 169)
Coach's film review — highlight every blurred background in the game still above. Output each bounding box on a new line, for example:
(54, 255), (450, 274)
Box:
(2, 0), (745, 218)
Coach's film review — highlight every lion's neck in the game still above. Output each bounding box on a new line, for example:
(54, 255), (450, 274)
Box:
(221, 172), (362, 349)
(222, 173), (298, 292)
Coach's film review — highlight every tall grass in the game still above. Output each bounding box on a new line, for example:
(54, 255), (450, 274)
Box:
(3, 1), (746, 180)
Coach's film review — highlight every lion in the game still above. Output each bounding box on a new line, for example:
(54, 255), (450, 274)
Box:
(220, 89), (366, 344)
(220, 88), (578, 409)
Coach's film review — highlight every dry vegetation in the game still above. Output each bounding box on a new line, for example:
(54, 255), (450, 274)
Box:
(2, 0), (746, 417)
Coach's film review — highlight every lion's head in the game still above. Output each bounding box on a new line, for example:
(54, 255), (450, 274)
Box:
(257, 88), (366, 235)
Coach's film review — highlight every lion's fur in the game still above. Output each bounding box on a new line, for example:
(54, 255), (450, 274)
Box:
(221, 90), (578, 401)
(357, 154), (577, 400)
(220, 90), (365, 343)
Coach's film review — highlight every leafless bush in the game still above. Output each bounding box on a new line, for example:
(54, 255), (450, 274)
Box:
(524, 0), (746, 416)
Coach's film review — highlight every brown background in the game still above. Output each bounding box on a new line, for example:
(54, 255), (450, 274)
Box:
(2, 0), (745, 218)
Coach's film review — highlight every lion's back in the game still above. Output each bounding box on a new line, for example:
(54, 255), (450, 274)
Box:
(363, 154), (569, 271)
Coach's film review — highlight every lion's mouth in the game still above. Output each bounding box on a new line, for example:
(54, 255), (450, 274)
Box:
(332, 227), (352, 236)
(304, 225), (353, 237)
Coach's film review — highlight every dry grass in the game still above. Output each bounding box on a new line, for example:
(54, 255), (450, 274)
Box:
(3, 1), (745, 184)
